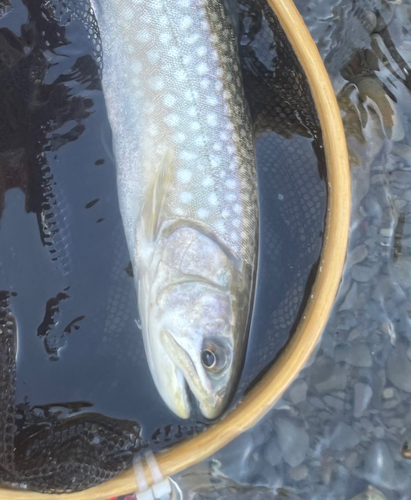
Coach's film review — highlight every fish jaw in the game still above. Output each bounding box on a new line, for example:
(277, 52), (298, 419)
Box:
(139, 227), (249, 420)
(148, 334), (191, 419)
(160, 329), (228, 420)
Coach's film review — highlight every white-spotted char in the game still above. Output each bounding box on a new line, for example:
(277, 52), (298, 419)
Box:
(91, 0), (258, 419)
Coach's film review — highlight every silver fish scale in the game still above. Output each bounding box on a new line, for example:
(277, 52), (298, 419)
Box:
(91, 0), (257, 266)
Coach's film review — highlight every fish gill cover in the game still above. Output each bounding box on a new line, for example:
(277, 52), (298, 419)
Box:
(0, 0), (326, 493)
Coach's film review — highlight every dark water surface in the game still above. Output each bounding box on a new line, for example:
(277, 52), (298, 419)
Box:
(0, 0), (326, 491)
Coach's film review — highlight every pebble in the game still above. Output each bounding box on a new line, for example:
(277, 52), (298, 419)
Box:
(354, 383), (373, 418)
(374, 426), (385, 439)
(334, 343), (373, 367)
(386, 350), (411, 392)
(349, 486), (388, 500)
(312, 363), (348, 393)
(289, 465), (308, 482)
(344, 451), (358, 469)
(339, 282), (358, 311)
(274, 416), (309, 467)
(330, 422), (360, 451)
(324, 395), (345, 411)
(262, 436), (282, 467)
(347, 244), (368, 267)
(389, 170), (411, 188)
(348, 328), (361, 341)
(363, 441), (398, 489)
(351, 264), (378, 282)
(362, 10), (377, 33)
(383, 387), (394, 399)
(289, 379), (308, 404)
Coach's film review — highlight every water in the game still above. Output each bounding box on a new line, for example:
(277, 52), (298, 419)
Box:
(167, 1), (411, 499)
(0, 0), (326, 491)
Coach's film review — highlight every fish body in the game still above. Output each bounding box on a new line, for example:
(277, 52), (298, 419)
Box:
(91, 0), (258, 419)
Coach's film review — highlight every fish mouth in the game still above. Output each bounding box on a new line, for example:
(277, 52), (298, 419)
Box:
(160, 330), (225, 420)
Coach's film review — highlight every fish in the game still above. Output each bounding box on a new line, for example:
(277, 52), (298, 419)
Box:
(91, 0), (258, 419)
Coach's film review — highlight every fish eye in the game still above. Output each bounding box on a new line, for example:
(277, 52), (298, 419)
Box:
(201, 341), (229, 374)
(201, 349), (217, 369)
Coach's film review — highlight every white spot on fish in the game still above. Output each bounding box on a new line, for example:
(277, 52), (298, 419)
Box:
(191, 122), (201, 131)
(163, 94), (176, 108)
(226, 193), (236, 202)
(213, 143), (222, 152)
(173, 132), (186, 144)
(188, 106), (196, 117)
(131, 61), (142, 74)
(210, 156), (221, 168)
(164, 114), (180, 127)
(200, 78), (211, 89)
(197, 46), (207, 57)
(208, 193), (218, 206)
(187, 34), (200, 44)
(182, 54), (193, 65)
(202, 176), (213, 187)
(149, 76), (164, 91)
(146, 102), (155, 115)
(213, 221), (225, 233)
(233, 219), (241, 229)
(122, 7), (134, 20)
(158, 15), (168, 26)
(169, 46), (179, 58)
(207, 114), (218, 127)
(180, 151), (197, 161)
(197, 63), (208, 75)
(207, 96), (218, 106)
(181, 16), (193, 29)
(148, 124), (159, 137)
(225, 179), (236, 189)
(160, 33), (172, 45)
(180, 192), (193, 204)
(177, 169), (192, 183)
(194, 136), (205, 147)
(222, 209), (229, 218)
(197, 208), (210, 219)
(175, 69), (187, 82)
(184, 90), (194, 102)
(233, 204), (242, 215)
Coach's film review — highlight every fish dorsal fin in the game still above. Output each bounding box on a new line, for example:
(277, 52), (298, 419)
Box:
(140, 148), (174, 242)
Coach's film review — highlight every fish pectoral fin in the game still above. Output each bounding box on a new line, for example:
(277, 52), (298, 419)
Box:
(140, 148), (174, 242)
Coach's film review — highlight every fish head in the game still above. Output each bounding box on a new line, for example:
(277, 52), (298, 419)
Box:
(143, 229), (251, 421)
(158, 281), (236, 420)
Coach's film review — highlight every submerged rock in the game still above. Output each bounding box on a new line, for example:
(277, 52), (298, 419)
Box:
(354, 383), (373, 418)
(386, 350), (411, 393)
(274, 415), (310, 467)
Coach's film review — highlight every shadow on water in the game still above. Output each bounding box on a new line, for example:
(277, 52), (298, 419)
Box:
(0, 0), (326, 492)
